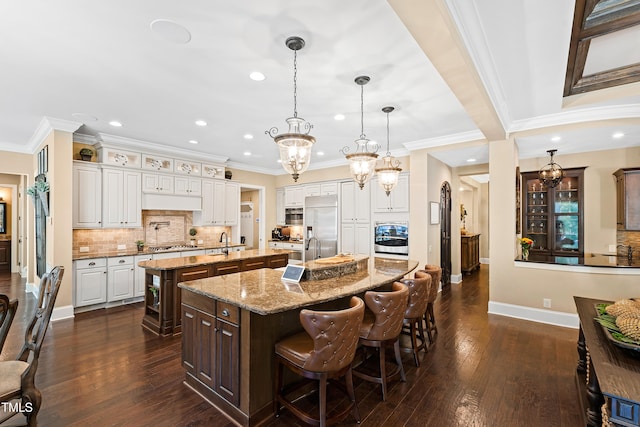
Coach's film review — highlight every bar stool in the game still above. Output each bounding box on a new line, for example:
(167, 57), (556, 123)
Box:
(420, 265), (442, 343)
(353, 282), (409, 401)
(274, 296), (365, 427)
(400, 273), (431, 367)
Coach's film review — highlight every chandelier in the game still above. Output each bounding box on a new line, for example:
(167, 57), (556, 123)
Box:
(266, 36), (315, 182)
(538, 149), (564, 188)
(374, 106), (402, 196)
(341, 76), (378, 189)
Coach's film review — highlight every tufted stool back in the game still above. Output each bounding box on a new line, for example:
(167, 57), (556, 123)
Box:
(401, 275), (431, 320)
(421, 265), (442, 303)
(360, 282), (409, 342)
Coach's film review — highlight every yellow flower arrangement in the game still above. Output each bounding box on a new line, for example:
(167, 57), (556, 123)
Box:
(518, 237), (533, 260)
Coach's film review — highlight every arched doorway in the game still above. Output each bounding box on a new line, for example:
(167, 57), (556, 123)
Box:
(440, 181), (451, 286)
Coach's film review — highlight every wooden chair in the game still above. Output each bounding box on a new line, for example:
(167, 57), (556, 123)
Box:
(0, 266), (64, 427)
(0, 294), (19, 354)
(275, 296), (365, 427)
(353, 281), (409, 401)
(400, 273), (431, 367)
(420, 265), (442, 343)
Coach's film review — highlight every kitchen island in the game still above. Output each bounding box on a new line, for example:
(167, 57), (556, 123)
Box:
(177, 257), (418, 426)
(138, 249), (290, 335)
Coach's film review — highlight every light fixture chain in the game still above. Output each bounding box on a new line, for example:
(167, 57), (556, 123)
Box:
(293, 48), (298, 118)
(386, 111), (391, 155)
(360, 83), (365, 138)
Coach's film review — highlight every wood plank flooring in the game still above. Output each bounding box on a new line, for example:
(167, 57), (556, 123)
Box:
(0, 266), (582, 426)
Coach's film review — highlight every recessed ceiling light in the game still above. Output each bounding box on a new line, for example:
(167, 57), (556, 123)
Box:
(276, 159), (282, 163)
(188, 140), (198, 144)
(551, 136), (561, 142)
(459, 187), (465, 191)
(613, 132), (625, 139)
(249, 72), (265, 81)
(195, 120), (207, 127)
(109, 121), (123, 127)
(317, 151), (325, 156)
(467, 158), (476, 162)
(71, 112), (98, 122)
(244, 134), (254, 140)
(150, 19), (191, 44)
(334, 114), (345, 121)
(243, 151), (251, 156)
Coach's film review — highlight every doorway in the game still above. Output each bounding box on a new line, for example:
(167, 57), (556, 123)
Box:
(440, 181), (451, 287)
(239, 185), (265, 249)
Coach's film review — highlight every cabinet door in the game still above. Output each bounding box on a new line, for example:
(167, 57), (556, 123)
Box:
(354, 182), (371, 222)
(182, 304), (197, 374)
(174, 176), (190, 195)
(108, 263), (134, 302)
(285, 186), (304, 207)
(215, 319), (240, 406)
(340, 181), (356, 221)
(320, 182), (338, 195)
(341, 223), (355, 254)
(122, 171), (141, 227)
(305, 184), (320, 198)
(75, 267), (107, 307)
(157, 174), (174, 194)
(196, 311), (216, 389)
(224, 182), (239, 225)
(194, 179), (215, 225)
(142, 173), (172, 193)
(102, 168), (124, 228)
(189, 178), (202, 197)
(276, 189), (285, 225)
(134, 255), (152, 297)
(373, 174), (408, 212)
(354, 223), (371, 255)
(212, 180), (225, 225)
(73, 164), (102, 228)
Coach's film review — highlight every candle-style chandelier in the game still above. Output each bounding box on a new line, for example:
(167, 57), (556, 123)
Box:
(538, 149), (564, 188)
(374, 106), (402, 196)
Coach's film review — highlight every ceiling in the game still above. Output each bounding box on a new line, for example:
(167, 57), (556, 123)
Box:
(0, 0), (639, 176)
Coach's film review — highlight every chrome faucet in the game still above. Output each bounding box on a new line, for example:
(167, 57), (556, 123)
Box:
(305, 236), (320, 259)
(220, 232), (229, 255)
(617, 244), (634, 262)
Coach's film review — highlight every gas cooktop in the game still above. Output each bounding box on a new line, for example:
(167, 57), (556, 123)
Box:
(148, 245), (199, 253)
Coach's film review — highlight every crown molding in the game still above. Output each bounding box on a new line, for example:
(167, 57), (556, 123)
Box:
(0, 142), (32, 154)
(73, 133), (98, 145)
(403, 130), (486, 151)
(509, 104), (640, 134)
(28, 116), (82, 153)
(96, 133), (228, 164)
(225, 160), (283, 175)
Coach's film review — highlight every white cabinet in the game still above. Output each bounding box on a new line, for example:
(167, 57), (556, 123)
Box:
(212, 180), (226, 225)
(372, 173), (409, 212)
(304, 182), (338, 198)
(341, 181), (370, 223)
(74, 258), (107, 307)
(341, 223), (371, 255)
(224, 181), (239, 226)
(174, 176), (202, 196)
(194, 179), (217, 226)
(304, 184), (321, 198)
(142, 173), (174, 194)
(134, 254), (152, 297)
(72, 162), (102, 228)
(285, 186), (304, 207)
(276, 189), (285, 225)
(107, 256), (135, 302)
(102, 168), (142, 228)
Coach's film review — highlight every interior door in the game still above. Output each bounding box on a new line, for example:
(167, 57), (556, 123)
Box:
(440, 181), (452, 286)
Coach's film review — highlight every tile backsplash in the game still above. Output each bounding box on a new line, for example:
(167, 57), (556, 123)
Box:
(617, 230), (640, 255)
(73, 210), (231, 252)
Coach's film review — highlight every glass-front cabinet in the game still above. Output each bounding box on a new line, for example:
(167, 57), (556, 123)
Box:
(521, 168), (584, 256)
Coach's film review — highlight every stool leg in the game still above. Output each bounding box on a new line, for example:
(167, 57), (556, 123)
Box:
(345, 366), (360, 423)
(424, 312), (433, 343)
(393, 339), (406, 382)
(410, 321), (420, 367)
(319, 373), (327, 427)
(428, 303), (438, 335)
(379, 346), (388, 401)
(417, 316), (428, 354)
(274, 357), (282, 416)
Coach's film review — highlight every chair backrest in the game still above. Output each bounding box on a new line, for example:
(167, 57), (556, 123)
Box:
(17, 266), (64, 376)
(299, 296), (365, 372)
(362, 282), (409, 341)
(0, 294), (19, 354)
(421, 265), (442, 303)
(401, 274), (431, 319)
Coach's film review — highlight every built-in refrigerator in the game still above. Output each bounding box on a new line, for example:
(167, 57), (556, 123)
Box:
(304, 195), (338, 261)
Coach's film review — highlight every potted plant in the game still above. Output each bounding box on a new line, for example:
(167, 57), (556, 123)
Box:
(136, 240), (145, 251)
(148, 286), (159, 307)
(26, 181), (50, 216)
(189, 228), (197, 246)
(79, 147), (93, 161)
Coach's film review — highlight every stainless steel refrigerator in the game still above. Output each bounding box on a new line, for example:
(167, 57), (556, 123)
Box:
(304, 195), (338, 261)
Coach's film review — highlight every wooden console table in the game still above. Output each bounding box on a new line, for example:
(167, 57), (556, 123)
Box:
(574, 296), (640, 427)
(461, 234), (480, 274)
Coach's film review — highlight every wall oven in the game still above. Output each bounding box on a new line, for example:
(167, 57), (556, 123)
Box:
(285, 208), (303, 225)
(374, 222), (408, 255)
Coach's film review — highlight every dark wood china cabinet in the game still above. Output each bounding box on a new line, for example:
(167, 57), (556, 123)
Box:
(521, 168), (585, 256)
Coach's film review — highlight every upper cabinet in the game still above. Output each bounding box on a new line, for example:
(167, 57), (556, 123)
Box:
(372, 174), (409, 213)
(193, 179), (237, 226)
(614, 168), (640, 231)
(305, 182), (338, 198)
(174, 176), (202, 197)
(102, 167), (142, 228)
(224, 182), (239, 226)
(73, 162), (102, 228)
(285, 186), (304, 207)
(340, 181), (370, 223)
(276, 189), (285, 225)
(142, 173), (174, 194)
(521, 168), (584, 255)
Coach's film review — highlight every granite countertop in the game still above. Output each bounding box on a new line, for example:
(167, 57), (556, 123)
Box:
(178, 257), (419, 315)
(72, 243), (245, 260)
(516, 253), (640, 268)
(137, 248), (291, 270)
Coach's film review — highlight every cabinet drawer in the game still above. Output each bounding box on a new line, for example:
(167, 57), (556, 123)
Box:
(240, 257), (266, 271)
(214, 261), (241, 276)
(177, 265), (212, 282)
(182, 290), (215, 314)
(75, 258), (107, 269)
(216, 301), (239, 325)
(268, 254), (289, 268)
(107, 256), (134, 267)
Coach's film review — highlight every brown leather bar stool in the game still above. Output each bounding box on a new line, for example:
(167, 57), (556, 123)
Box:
(274, 296), (365, 427)
(353, 281), (409, 401)
(420, 265), (442, 343)
(400, 273), (431, 367)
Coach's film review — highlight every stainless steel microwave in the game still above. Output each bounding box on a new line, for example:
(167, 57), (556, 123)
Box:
(285, 208), (303, 225)
(374, 222), (408, 255)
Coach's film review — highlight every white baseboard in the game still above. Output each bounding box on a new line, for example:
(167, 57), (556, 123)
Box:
(480, 257), (490, 264)
(52, 305), (74, 322)
(450, 273), (463, 284)
(25, 281), (38, 296)
(488, 301), (579, 329)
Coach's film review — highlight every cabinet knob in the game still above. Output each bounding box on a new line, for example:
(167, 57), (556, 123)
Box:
(89, 262), (95, 266)
(119, 259), (126, 263)
(103, 271), (107, 274)
(221, 309), (230, 317)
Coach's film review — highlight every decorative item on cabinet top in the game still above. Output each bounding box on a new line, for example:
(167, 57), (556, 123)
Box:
(97, 146), (141, 168)
(142, 154), (173, 172)
(174, 160), (201, 176)
(202, 164), (225, 179)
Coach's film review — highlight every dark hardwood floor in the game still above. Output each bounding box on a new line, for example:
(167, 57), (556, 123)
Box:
(0, 266), (582, 426)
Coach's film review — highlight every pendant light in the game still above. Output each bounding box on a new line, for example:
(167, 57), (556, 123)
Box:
(266, 36), (315, 182)
(375, 106), (402, 196)
(341, 76), (378, 189)
(538, 149), (564, 188)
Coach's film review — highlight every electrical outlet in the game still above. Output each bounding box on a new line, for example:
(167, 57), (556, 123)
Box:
(197, 239), (204, 244)
(609, 244), (617, 253)
(117, 244), (126, 250)
(543, 298), (551, 308)
(79, 246), (89, 253)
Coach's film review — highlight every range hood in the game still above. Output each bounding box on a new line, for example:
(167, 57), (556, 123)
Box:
(142, 193), (201, 211)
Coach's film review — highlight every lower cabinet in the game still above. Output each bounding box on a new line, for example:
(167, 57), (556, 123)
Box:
(74, 258), (107, 307)
(107, 256), (135, 302)
(341, 222), (371, 255)
(134, 254), (153, 297)
(461, 234), (480, 274)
